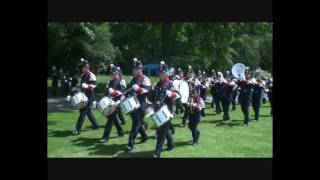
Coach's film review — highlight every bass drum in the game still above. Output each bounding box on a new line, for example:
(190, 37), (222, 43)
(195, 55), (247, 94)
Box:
(173, 80), (189, 104)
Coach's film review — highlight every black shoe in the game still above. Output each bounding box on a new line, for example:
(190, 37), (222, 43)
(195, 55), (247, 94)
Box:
(153, 154), (160, 158)
(192, 142), (198, 146)
(141, 136), (149, 143)
(99, 138), (108, 143)
(125, 145), (133, 151)
(167, 146), (174, 151)
(73, 130), (80, 135)
(119, 133), (126, 137)
(92, 125), (99, 130)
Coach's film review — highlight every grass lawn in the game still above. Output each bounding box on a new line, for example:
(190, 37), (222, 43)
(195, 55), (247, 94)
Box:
(47, 75), (272, 158)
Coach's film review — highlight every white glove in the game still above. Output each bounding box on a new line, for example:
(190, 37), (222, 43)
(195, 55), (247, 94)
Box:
(108, 88), (114, 94)
(66, 95), (71, 102)
(166, 90), (172, 97)
(192, 103), (198, 107)
(92, 101), (97, 108)
(120, 95), (126, 101)
(81, 83), (88, 89)
(120, 79), (126, 87)
(169, 113), (174, 118)
(115, 100), (121, 106)
(132, 84), (139, 91)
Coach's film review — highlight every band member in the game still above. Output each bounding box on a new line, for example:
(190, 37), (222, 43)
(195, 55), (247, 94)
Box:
(61, 70), (71, 96)
(110, 64), (127, 125)
(174, 68), (185, 115)
(51, 66), (59, 96)
(125, 59), (150, 151)
(150, 63), (180, 158)
(213, 72), (224, 115)
(70, 72), (78, 89)
(221, 71), (235, 121)
(159, 61), (175, 134)
(209, 69), (216, 109)
(252, 70), (265, 121)
(266, 76), (273, 116)
(99, 70), (126, 143)
(180, 65), (195, 127)
(187, 84), (205, 145)
(73, 59), (99, 135)
(237, 68), (254, 127)
(199, 71), (208, 117)
(231, 75), (239, 111)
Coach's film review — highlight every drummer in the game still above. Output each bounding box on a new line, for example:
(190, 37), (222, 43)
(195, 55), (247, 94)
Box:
(73, 58), (100, 135)
(150, 62), (180, 158)
(199, 70), (208, 117)
(125, 59), (150, 151)
(99, 69), (126, 143)
(187, 83), (205, 146)
(110, 64), (127, 125)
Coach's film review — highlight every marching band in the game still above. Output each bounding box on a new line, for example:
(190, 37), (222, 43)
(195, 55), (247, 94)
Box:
(65, 58), (273, 157)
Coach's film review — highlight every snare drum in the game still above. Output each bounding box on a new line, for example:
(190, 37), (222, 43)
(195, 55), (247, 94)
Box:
(70, 92), (88, 110)
(120, 96), (140, 114)
(97, 97), (117, 117)
(151, 105), (173, 127)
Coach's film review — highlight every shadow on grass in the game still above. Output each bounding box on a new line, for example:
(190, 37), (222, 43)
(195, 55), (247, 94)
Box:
(71, 137), (99, 147)
(171, 140), (191, 148)
(260, 105), (271, 108)
(48, 121), (60, 126)
(116, 149), (155, 158)
(215, 119), (244, 127)
(88, 143), (128, 156)
(48, 130), (74, 137)
(205, 113), (217, 116)
(259, 114), (271, 117)
(201, 120), (222, 124)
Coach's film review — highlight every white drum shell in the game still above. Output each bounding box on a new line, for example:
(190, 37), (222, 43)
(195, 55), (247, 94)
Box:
(97, 97), (116, 117)
(120, 96), (141, 114)
(71, 92), (88, 110)
(152, 105), (172, 127)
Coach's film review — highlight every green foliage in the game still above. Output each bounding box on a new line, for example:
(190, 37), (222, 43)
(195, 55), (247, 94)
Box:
(48, 22), (272, 75)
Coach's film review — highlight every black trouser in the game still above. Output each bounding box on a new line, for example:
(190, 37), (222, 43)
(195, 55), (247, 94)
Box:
(252, 94), (262, 120)
(116, 107), (126, 124)
(240, 98), (250, 125)
(75, 102), (99, 132)
(188, 111), (201, 143)
(210, 92), (215, 108)
(201, 95), (206, 116)
(62, 85), (70, 96)
(102, 111), (124, 140)
(214, 93), (222, 114)
(175, 98), (184, 114)
(221, 96), (232, 120)
(128, 108), (148, 148)
(231, 90), (237, 110)
(181, 103), (189, 125)
(154, 122), (174, 157)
